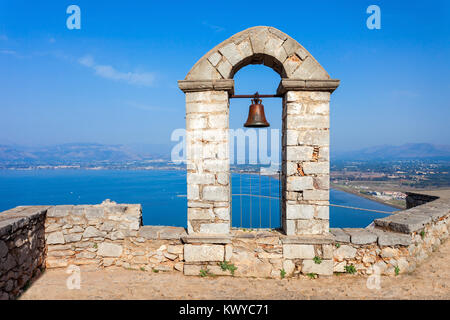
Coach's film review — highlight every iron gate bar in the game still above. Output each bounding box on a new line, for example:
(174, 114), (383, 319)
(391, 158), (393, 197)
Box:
(259, 172), (262, 228)
(230, 94), (282, 99)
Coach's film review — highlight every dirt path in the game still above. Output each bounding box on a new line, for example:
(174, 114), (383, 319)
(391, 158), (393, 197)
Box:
(21, 239), (449, 300)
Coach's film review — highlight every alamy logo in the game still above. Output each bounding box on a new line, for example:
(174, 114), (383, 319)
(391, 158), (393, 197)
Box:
(366, 5), (381, 30)
(170, 128), (280, 171)
(66, 265), (81, 289)
(66, 5), (81, 30)
(366, 265), (381, 290)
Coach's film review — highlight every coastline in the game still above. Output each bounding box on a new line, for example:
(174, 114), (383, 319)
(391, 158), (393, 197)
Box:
(331, 183), (405, 210)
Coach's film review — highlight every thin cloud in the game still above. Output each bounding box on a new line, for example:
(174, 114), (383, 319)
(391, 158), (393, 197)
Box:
(78, 55), (155, 87)
(0, 35), (7, 41)
(202, 21), (225, 32)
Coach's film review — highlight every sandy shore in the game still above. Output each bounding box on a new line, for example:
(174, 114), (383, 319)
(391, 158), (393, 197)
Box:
(331, 184), (406, 210)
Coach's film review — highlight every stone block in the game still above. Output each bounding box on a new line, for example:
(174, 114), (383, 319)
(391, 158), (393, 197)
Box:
(214, 207), (230, 221)
(297, 130), (329, 146)
(82, 226), (106, 239)
(97, 243), (123, 257)
(216, 59), (233, 79)
(333, 245), (357, 261)
(286, 176), (314, 191)
(207, 52), (222, 67)
(188, 208), (214, 220)
(218, 42), (243, 67)
(199, 223), (229, 234)
(330, 228), (350, 242)
(202, 186), (229, 201)
(302, 162), (329, 175)
(187, 173), (215, 185)
(344, 228), (377, 245)
(283, 244), (315, 259)
(303, 190), (329, 201)
(302, 259), (333, 275)
(286, 146), (314, 161)
(187, 184), (200, 200)
(286, 115), (329, 130)
(47, 231), (65, 245)
(297, 219), (328, 235)
(184, 244), (224, 262)
(286, 204), (314, 219)
(187, 59), (222, 80)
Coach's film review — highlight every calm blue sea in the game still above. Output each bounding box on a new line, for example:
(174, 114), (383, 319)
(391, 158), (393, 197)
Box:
(0, 169), (396, 228)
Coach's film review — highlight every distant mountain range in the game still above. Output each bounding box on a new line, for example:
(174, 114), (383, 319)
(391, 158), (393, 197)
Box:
(1, 142), (449, 164)
(0, 143), (171, 164)
(333, 143), (450, 161)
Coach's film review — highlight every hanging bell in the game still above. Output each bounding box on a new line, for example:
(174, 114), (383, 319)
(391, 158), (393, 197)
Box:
(243, 94), (270, 127)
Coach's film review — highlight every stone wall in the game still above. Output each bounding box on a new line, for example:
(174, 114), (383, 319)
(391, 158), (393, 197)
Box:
(331, 192), (450, 275)
(0, 206), (47, 300)
(183, 231), (334, 278)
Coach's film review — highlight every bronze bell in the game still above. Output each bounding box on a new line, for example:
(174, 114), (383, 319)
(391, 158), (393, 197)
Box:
(243, 95), (270, 127)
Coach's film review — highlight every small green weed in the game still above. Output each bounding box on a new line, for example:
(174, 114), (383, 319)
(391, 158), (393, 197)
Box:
(280, 269), (286, 279)
(344, 265), (356, 274)
(313, 256), (322, 264)
(307, 273), (317, 279)
(219, 261), (237, 275)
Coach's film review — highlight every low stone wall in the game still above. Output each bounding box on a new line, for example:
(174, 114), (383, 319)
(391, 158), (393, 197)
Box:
(0, 206), (47, 300)
(183, 231), (333, 278)
(330, 191), (450, 275)
(45, 200), (187, 272)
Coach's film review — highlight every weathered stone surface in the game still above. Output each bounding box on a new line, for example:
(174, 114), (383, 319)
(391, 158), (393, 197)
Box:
(184, 244), (224, 262)
(97, 243), (123, 257)
(47, 231), (65, 245)
(283, 244), (315, 259)
(370, 229), (412, 246)
(302, 259), (333, 275)
(334, 245), (357, 261)
(344, 228), (377, 245)
(286, 176), (314, 191)
(202, 186), (229, 201)
(0, 240), (7, 258)
(330, 228), (350, 243)
(283, 259), (295, 275)
(199, 223), (229, 234)
(286, 204), (314, 219)
(83, 226), (106, 239)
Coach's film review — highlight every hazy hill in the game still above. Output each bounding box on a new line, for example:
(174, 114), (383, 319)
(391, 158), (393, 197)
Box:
(0, 143), (149, 164)
(333, 143), (450, 161)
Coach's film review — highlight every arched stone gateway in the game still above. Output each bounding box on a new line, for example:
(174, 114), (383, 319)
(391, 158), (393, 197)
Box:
(178, 26), (339, 238)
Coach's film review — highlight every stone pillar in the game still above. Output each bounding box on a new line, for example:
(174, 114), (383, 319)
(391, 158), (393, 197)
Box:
(278, 79), (339, 236)
(179, 80), (234, 236)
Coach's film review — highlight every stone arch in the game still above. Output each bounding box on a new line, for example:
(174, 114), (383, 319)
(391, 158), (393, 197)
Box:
(185, 26), (330, 80)
(179, 26), (339, 239)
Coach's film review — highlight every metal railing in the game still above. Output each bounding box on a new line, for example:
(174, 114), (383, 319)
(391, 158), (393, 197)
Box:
(231, 170), (281, 229)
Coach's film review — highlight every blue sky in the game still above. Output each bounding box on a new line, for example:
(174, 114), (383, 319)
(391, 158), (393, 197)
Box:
(0, 0), (449, 152)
